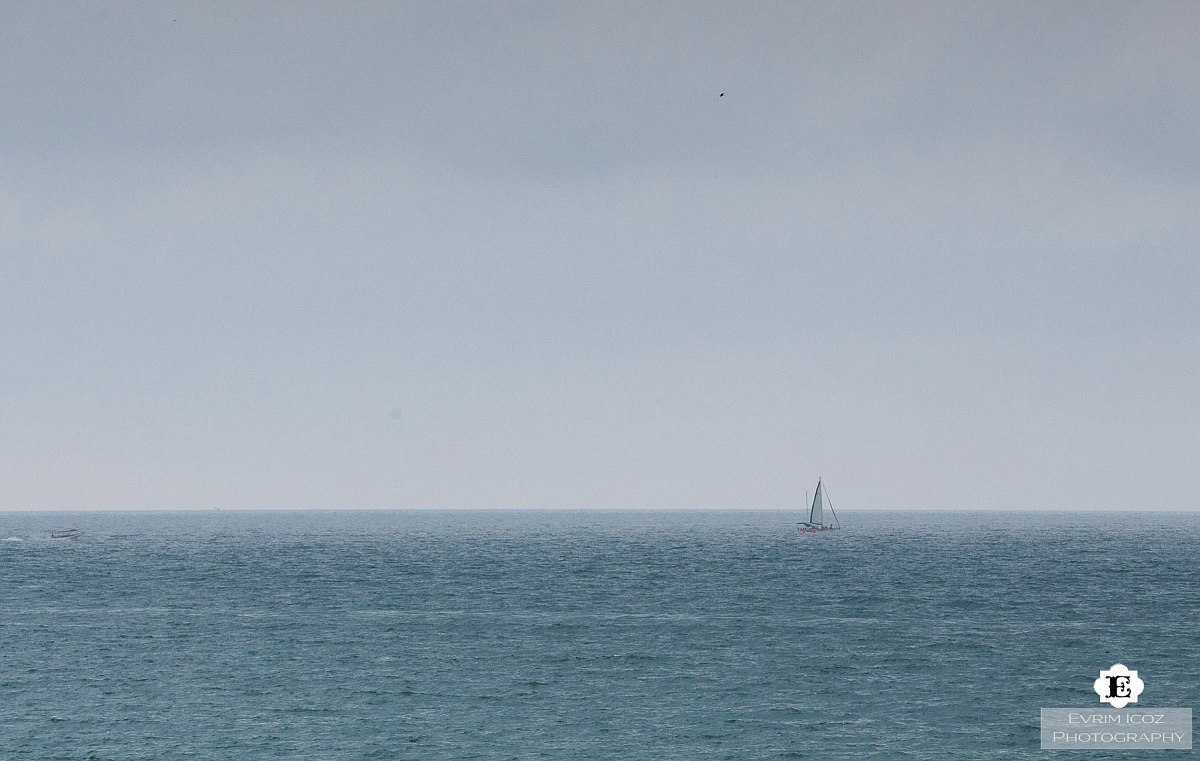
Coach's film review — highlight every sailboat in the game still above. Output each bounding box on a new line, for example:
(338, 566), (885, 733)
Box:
(798, 478), (841, 532)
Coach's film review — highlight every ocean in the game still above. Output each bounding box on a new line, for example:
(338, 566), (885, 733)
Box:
(1, 510), (1196, 759)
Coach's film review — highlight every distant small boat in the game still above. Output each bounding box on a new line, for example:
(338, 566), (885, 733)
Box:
(50, 528), (82, 539)
(798, 478), (841, 533)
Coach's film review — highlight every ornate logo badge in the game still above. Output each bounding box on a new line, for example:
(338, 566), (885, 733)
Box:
(1094, 664), (1144, 708)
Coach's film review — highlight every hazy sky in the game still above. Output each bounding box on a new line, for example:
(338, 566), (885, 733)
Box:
(2, 1), (1197, 510)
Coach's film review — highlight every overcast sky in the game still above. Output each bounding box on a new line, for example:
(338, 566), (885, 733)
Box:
(2, 1), (1196, 510)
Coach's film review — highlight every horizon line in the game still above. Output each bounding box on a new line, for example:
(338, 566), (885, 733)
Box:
(2, 506), (1198, 513)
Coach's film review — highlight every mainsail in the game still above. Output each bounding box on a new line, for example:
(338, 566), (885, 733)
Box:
(809, 481), (824, 525)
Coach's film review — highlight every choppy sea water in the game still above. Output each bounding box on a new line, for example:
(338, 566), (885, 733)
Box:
(1, 510), (1196, 760)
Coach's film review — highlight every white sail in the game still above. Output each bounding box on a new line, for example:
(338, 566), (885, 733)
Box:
(809, 481), (824, 525)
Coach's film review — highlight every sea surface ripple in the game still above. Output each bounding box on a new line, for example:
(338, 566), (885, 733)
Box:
(1, 510), (1196, 759)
